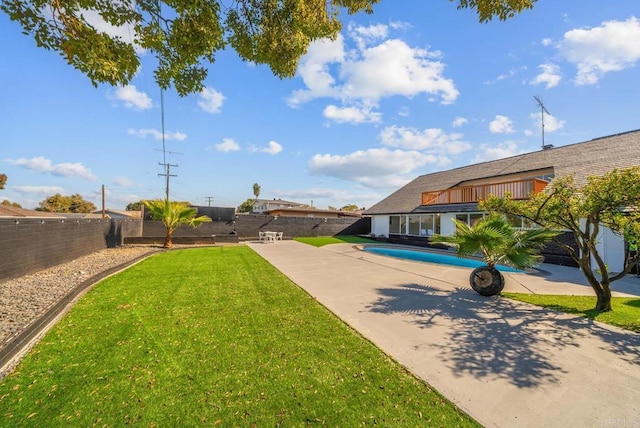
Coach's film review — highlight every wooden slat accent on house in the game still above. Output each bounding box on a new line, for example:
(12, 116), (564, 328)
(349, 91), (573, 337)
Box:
(421, 178), (548, 205)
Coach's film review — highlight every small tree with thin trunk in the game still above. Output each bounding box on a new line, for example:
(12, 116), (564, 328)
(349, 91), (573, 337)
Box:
(143, 199), (211, 248)
(482, 166), (640, 312)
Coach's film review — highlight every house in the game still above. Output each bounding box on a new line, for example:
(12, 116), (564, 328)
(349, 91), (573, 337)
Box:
(251, 198), (306, 214)
(266, 206), (362, 219)
(0, 205), (59, 219)
(91, 209), (142, 220)
(364, 129), (640, 270)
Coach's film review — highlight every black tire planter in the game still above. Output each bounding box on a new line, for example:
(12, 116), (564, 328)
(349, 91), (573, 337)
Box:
(469, 265), (505, 296)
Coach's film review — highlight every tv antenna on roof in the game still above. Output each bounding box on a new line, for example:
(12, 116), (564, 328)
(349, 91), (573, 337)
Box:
(534, 95), (552, 150)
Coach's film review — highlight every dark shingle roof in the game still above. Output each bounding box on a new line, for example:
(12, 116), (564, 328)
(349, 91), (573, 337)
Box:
(365, 129), (640, 215)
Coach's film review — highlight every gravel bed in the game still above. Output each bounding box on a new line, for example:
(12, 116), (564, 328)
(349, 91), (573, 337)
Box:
(0, 246), (162, 349)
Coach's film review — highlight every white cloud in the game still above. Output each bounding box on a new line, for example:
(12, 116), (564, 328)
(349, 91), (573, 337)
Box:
(127, 128), (187, 141)
(347, 22), (389, 50)
(212, 138), (240, 152)
(558, 17), (640, 85)
(323, 104), (382, 124)
(308, 148), (439, 188)
(260, 140), (283, 155)
(113, 177), (133, 187)
(82, 9), (143, 53)
(489, 115), (515, 134)
(112, 85), (152, 110)
(452, 116), (468, 128)
(530, 112), (566, 132)
(198, 87), (225, 114)
(389, 20), (412, 31)
(484, 68), (520, 85)
(288, 30), (458, 110)
(472, 141), (523, 163)
(531, 63), (562, 88)
(541, 38), (553, 47)
(13, 185), (66, 195)
(397, 106), (410, 117)
(379, 126), (471, 155)
(287, 36), (345, 106)
(5, 156), (97, 181)
(340, 39), (458, 103)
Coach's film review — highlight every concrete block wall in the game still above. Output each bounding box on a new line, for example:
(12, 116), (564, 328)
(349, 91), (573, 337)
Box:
(540, 231), (579, 267)
(0, 219), (142, 281)
(142, 215), (371, 241)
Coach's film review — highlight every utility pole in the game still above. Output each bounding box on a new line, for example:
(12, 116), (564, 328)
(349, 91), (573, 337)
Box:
(205, 196), (214, 207)
(158, 162), (178, 201)
(101, 184), (106, 219)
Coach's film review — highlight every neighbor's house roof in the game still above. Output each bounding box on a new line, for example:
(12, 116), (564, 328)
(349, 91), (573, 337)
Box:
(253, 198), (305, 206)
(0, 205), (59, 218)
(365, 129), (640, 215)
(266, 207), (362, 218)
(91, 209), (142, 219)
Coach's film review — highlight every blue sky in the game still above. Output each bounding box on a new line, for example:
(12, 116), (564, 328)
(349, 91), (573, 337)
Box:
(1, 1), (639, 211)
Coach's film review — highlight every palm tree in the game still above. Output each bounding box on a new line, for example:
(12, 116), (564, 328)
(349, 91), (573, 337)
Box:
(430, 215), (558, 296)
(143, 199), (212, 248)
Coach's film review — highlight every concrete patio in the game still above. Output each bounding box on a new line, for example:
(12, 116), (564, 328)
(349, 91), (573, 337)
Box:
(248, 240), (640, 428)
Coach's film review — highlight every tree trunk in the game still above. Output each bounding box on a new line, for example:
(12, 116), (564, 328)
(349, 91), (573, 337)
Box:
(594, 282), (612, 312)
(164, 228), (173, 248)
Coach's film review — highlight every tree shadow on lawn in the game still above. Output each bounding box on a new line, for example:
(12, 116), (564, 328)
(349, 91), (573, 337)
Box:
(365, 284), (640, 389)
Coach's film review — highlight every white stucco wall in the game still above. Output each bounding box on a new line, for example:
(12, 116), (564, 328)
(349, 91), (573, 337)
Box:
(371, 215), (389, 237)
(440, 213), (457, 236)
(594, 225), (626, 273)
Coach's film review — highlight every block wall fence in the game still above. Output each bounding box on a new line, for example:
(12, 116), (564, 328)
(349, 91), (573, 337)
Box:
(0, 218), (142, 281)
(0, 216), (371, 280)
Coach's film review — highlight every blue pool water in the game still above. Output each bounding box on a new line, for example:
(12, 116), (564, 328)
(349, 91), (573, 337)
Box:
(362, 246), (522, 272)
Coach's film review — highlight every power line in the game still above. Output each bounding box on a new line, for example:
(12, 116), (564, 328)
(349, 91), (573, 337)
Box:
(205, 196), (214, 207)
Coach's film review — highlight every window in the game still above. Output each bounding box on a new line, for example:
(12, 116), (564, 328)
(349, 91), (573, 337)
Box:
(422, 214), (441, 235)
(404, 214), (441, 236)
(456, 213), (485, 226)
(390, 215), (409, 234)
(389, 216), (402, 234)
(408, 215), (421, 235)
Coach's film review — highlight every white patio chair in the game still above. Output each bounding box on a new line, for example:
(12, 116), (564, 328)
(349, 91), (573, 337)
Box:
(276, 232), (283, 241)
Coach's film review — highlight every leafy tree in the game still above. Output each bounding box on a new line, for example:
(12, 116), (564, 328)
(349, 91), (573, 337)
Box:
(2, 0), (536, 95)
(253, 183), (261, 199)
(0, 173), (6, 190)
(1, 199), (22, 208)
(482, 167), (640, 312)
(143, 199), (211, 248)
(36, 193), (96, 213)
(431, 214), (557, 296)
(340, 204), (360, 211)
(126, 201), (144, 211)
(237, 198), (255, 213)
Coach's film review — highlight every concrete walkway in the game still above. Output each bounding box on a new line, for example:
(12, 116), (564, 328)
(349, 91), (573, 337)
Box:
(247, 240), (640, 428)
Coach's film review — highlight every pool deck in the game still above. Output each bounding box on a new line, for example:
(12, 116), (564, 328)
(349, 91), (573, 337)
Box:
(248, 240), (640, 428)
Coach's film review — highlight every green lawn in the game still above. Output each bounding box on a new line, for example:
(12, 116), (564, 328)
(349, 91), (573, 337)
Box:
(294, 235), (377, 247)
(0, 247), (478, 427)
(503, 293), (640, 333)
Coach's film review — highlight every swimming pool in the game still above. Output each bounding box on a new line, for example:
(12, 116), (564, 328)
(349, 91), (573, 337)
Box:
(361, 245), (522, 272)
